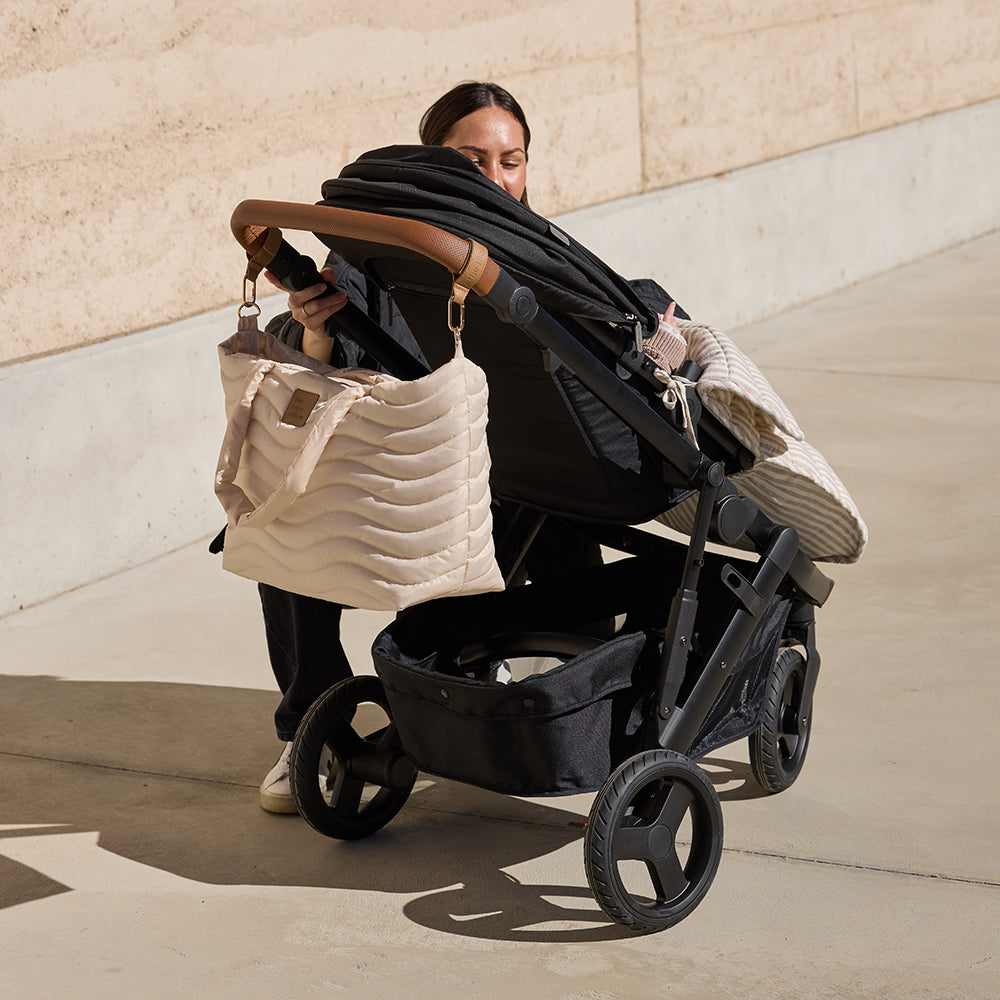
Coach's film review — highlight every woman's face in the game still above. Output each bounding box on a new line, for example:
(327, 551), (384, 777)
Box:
(443, 105), (527, 202)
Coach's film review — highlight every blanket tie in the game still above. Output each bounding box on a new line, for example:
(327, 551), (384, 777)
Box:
(653, 368), (699, 447)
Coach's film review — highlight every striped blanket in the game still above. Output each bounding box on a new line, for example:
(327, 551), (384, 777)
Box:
(656, 321), (867, 564)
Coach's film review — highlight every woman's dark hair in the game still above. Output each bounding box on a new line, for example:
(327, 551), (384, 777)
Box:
(419, 81), (531, 207)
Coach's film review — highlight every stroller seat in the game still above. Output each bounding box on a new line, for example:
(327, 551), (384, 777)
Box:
(226, 145), (858, 934)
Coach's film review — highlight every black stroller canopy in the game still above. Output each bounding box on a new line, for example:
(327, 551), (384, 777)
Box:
(320, 145), (662, 333)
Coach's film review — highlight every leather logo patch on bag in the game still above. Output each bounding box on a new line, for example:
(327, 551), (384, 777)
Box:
(281, 389), (320, 427)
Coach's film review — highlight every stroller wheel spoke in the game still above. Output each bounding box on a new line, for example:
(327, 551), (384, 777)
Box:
(372, 724), (395, 752)
(647, 850), (689, 904)
(331, 772), (365, 816)
(778, 704), (798, 735)
(656, 780), (696, 831)
(613, 820), (655, 862)
(328, 717), (365, 760)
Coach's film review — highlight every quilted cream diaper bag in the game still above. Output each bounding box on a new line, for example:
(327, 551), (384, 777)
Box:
(214, 322), (504, 610)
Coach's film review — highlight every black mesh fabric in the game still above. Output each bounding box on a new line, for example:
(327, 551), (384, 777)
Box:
(686, 595), (793, 760)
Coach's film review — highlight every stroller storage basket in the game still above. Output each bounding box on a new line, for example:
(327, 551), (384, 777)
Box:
(372, 546), (792, 796)
(374, 626), (655, 796)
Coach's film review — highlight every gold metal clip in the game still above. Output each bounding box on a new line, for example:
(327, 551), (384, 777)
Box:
(239, 275), (261, 318)
(448, 294), (465, 343)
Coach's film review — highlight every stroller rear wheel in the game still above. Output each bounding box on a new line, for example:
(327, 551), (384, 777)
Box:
(291, 675), (417, 840)
(749, 647), (811, 793)
(585, 749), (723, 934)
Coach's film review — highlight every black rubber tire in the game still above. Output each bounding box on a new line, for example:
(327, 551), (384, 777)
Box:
(749, 647), (811, 794)
(584, 749), (724, 934)
(290, 675), (416, 840)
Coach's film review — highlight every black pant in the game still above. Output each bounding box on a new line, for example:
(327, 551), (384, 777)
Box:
(258, 585), (353, 742)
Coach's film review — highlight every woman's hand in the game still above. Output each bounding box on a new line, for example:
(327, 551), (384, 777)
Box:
(645, 300), (687, 372)
(659, 300), (679, 333)
(263, 267), (348, 364)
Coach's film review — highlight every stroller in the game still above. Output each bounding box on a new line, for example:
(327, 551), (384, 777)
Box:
(228, 146), (847, 934)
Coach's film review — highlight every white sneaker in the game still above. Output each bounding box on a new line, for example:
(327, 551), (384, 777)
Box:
(259, 742), (297, 814)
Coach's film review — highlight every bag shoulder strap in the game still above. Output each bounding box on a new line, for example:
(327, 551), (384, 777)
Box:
(215, 359), (364, 529)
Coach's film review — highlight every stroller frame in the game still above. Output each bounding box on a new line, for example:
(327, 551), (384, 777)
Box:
(230, 187), (834, 934)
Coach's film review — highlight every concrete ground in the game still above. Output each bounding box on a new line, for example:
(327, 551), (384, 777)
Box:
(2, 234), (998, 999)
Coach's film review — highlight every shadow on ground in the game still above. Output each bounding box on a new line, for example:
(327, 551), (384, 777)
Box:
(1, 673), (765, 940)
(8, 673), (731, 941)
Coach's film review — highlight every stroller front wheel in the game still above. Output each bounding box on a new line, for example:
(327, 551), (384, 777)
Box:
(291, 675), (417, 840)
(749, 647), (812, 793)
(585, 749), (723, 934)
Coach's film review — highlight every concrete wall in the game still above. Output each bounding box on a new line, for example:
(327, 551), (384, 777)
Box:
(563, 98), (1000, 330)
(3, 1), (998, 366)
(3, 1), (999, 615)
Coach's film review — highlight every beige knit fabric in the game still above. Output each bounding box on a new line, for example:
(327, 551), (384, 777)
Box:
(657, 321), (868, 564)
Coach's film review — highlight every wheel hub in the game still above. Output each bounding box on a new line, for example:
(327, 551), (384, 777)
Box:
(647, 825), (675, 860)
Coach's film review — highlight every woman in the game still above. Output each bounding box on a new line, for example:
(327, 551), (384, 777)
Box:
(255, 82), (537, 813)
